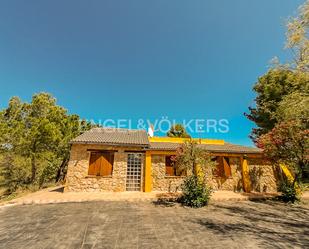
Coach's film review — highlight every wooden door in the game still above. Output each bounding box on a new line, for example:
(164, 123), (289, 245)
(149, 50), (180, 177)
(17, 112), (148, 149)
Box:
(100, 153), (113, 176)
(89, 152), (113, 176)
(88, 152), (102, 176)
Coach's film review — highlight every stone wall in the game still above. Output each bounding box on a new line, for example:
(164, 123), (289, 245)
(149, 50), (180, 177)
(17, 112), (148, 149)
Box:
(151, 155), (185, 192)
(206, 157), (278, 193)
(150, 155), (278, 193)
(248, 158), (278, 193)
(151, 155), (243, 192)
(65, 144), (142, 192)
(206, 157), (243, 191)
(66, 144), (279, 193)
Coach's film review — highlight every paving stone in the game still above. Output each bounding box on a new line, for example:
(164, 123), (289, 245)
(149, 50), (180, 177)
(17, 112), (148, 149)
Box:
(0, 200), (308, 248)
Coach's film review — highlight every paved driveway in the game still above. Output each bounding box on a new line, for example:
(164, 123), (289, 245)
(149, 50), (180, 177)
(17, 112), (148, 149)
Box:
(0, 200), (308, 249)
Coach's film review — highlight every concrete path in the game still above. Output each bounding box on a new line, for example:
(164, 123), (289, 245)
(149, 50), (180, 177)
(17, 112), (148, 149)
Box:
(0, 200), (308, 248)
(0, 186), (286, 206)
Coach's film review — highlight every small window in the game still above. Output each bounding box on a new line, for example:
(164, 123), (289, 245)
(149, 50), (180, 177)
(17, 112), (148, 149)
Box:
(165, 156), (185, 176)
(88, 152), (114, 176)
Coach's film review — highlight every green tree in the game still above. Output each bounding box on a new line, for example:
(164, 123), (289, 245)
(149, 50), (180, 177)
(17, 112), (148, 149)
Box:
(167, 124), (191, 138)
(276, 91), (309, 123)
(246, 1), (309, 142)
(246, 1), (309, 192)
(286, 0), (309, 71)
(54, 116), (94, 182)
(174, 140), (216, 207)
(0, 93), (93, 194)
(256, 120), (309, 185)
(173, 140), (215, 177)
(245, 69), (308, 141)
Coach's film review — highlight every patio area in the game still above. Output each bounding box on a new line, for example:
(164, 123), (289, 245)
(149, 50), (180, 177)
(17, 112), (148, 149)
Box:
(0, 199), (308, 248)
(0, 186), (290, 206)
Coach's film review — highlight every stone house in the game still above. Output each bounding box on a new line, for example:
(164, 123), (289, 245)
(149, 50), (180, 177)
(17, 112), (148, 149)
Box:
(65, 127), (279, 193)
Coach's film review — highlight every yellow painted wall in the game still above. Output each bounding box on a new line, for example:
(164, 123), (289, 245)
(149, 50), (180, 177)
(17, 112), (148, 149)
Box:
(149, 136), (224, 145)
(279, 163), (301, 194)
(279, 163), (294, 183)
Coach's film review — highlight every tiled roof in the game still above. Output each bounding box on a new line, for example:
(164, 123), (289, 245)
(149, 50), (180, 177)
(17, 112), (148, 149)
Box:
(149, 142), (262, 154)
(71, 127), (149, 146)
(71, 128), (262, 154)
(149, 142), (179, 150)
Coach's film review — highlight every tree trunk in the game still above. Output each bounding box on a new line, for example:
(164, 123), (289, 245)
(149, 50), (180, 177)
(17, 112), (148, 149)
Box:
(298, 161), (305, 181)
(30, 142), (37, 183)
(191, 147), (196, 176)
(30, 153), (36, 183)
(292, 172), (299, 188)
(192, 162), (196, 176)
(55, 155), (69, 182)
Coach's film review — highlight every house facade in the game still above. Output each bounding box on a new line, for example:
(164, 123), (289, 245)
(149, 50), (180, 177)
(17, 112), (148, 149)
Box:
(65, 128), (280, 193)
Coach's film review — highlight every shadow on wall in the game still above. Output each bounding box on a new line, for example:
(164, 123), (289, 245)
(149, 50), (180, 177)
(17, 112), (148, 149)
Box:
(214, 160), (243, 192)
(234, 179), (243, 192)
(249, 165), (283, 193)
(274, 165), (285, 191)
(250, 166), (264, 192)
(213, 178), (243, 192)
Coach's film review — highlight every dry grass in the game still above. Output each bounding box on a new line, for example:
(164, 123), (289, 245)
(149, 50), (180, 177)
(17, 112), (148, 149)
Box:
(0, 182), (59, 203)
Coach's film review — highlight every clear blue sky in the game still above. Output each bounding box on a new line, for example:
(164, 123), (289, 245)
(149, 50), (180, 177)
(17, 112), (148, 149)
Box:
(0, 0), (304, 146)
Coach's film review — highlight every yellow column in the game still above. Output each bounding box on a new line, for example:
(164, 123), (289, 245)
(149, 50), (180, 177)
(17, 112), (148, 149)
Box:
(279, 163), (301, 194)
(279, 163), (294, 183)
(241, 156), (251, 193)
(144, 151), (152, 192)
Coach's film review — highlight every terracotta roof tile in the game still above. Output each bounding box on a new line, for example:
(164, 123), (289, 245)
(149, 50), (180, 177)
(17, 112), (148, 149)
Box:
(149, 142), (262, 154)
(71, 128), (262, 154)
(71, 127), (149, 146)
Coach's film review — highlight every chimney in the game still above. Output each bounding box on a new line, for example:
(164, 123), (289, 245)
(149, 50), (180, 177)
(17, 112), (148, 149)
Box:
(148, 124), (154, 137)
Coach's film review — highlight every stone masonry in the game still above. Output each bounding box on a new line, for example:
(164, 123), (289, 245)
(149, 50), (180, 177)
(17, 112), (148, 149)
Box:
(66, 144), (279, 193)
(248, 158), (278, 193)
(151, 155), (278, 193)
(151, 155), (186, 192)
(206, 157), (244, 191)
(66, 144), (132, 192)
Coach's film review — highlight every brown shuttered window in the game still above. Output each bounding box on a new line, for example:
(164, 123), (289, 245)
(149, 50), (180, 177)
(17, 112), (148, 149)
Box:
(88, 152), (114, 176)
(213, 157), (232, 178)
(223, 157), (232, 177)
(165, 156), (186, 176)
(165, 156), (175, 176)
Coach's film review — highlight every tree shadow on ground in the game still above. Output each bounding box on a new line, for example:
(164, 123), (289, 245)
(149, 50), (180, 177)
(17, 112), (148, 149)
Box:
(49, 186), (64, 193)
(152, 198), (177, 207)
(190, 200), (309, 248)
(152, 192), (180, 207)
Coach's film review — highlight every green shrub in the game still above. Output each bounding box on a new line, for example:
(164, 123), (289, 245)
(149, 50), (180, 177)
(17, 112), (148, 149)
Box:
(178, 176), (211, 208)
(279, 181), (301, 203)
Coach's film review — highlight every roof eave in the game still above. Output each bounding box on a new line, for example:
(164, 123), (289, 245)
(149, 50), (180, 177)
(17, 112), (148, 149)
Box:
(148, 147), (262, 154)
(70, 141), (150, 148)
